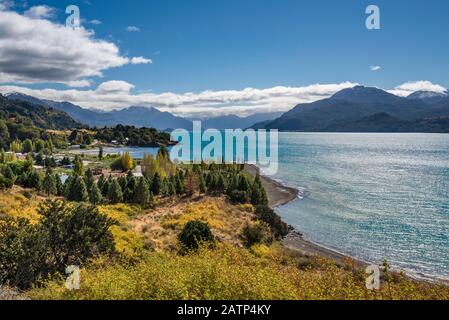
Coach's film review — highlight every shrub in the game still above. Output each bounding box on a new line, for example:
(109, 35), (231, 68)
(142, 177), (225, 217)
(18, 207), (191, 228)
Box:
(228, 190), (250, 204)
(0, 175), (13, 190)
(254, 205), (289, 239)
(241, 222), (272, 247)
(178, 220), (215, 251)
(0, 200), (116, 289)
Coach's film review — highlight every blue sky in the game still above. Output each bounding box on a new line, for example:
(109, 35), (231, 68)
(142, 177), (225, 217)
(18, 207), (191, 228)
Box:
(0, 0), (448, 117)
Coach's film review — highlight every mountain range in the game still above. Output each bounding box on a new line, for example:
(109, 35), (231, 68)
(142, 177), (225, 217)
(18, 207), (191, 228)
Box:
(4, 87), (449, 133)
(4, 93), (281, 130)
(4, 93), (192, 130)
(253, 86), (449, 133)
(0, 93), (79, 130)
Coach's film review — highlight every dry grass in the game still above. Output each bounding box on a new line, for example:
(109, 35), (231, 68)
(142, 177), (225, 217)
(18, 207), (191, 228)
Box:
(0, 187), (43, 223)
(98, 204), (147, 260)
(130, 196), (256, 251)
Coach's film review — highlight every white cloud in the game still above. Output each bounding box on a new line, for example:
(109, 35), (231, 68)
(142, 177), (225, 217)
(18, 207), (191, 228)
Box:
(24, 5), (55, 19)
(97, 80), (135, 93)
(0, 10), (151, 86)
(89, 19), (102, 25)
(388, 81), (447, 97)
(67, 80), (93, 88)
(126, 26), (140, 32)
(131, 57), (152, 64)
(370, 65), (381, 71)
(0, 81), (358, 118)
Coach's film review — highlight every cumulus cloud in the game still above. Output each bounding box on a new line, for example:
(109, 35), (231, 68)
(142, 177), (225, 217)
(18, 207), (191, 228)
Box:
(126, 26), (140, 32)
(370, 65), (381, 71)
(97, 80), (135, 93)
(0, 81), (358, 118)
(0, 10), (151, 86)
(388, 81), (447, 97)
(24, 5), (55, 19)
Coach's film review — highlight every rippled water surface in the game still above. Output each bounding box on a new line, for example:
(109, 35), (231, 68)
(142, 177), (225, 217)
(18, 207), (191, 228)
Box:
(273, 133), (449, 280)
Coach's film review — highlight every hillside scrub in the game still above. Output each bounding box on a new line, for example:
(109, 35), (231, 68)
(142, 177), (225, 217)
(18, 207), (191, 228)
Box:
(27, 243), (449, 300)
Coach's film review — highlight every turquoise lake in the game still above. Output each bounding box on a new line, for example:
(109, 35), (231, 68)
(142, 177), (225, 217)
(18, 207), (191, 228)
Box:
(88, 133), (449, 280)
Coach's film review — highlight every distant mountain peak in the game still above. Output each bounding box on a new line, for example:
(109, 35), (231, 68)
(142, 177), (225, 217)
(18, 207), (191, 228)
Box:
(407, 90), (448, 100)
(330, 85), (403, 105)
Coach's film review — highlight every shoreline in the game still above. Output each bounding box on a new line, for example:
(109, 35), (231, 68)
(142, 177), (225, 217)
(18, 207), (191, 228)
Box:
(244, 164), (367, 269)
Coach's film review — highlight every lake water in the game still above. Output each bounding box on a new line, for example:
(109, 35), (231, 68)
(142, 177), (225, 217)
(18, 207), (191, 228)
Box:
(273, 133), (449, 281)
(82, 133), (449, 280)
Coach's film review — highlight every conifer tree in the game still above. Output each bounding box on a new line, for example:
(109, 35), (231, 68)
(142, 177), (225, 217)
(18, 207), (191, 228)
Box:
(84, 168), (94, 190)
(23, 139), (34, 153)
(68, 175), (89, 202)
(151, 172), (161, 195)
(108, 179), (123, 204)
(89, 182), (102, 205)
(42, 168), (57, 196)
(73, 155), (84, 176)
(133, 177), (151, 207)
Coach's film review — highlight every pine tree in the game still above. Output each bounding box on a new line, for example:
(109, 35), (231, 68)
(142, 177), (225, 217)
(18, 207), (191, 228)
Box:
(108, 179), (123, 204)
(23, 139), (34, 153)
(97, 174), (106, 191)
(73, 155), (84, 176)
(118, 176), (128, 191)
(89, 182), (102, 205)
(160, 178), (169, 197)
(42, 168), (57, 196)
(123, 187), (133, 203)
(126, 171), (137, 191)
(133, 177), (151, 207)
(55, 173), (64, 196)
(199, 174), (207, 194)
(101, 176), (112, 197)
(63, 175), (74, 198)
(69, 175), (89, 202)
(98, 146), (104, 160)
(151, 172), (161, 195)
(175, 175), (184, 194)
(28, 170), (41, 190)
(24, 153), (34, 172)
(217, 174), (226, 193)
(238, 174), (251, 192)
(2, 166), (16, 184)
(84, 168), (94, 190)
(169, 181), (177, 196)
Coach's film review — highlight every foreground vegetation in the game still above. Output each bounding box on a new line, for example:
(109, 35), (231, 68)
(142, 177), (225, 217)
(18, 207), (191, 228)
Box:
(1, 135), (449, 300)
(28, 242), (449, 300)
